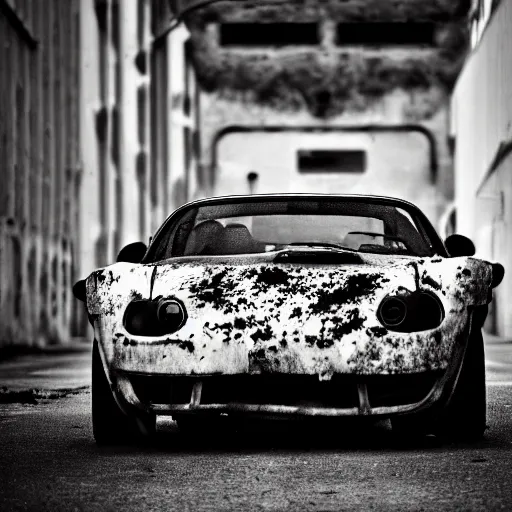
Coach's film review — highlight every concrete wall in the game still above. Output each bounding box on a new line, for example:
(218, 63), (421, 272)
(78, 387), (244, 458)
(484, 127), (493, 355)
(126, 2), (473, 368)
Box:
(0, 0), (81, 348)
(204, 88), (453, 228)
(214, 126), (439, 222)
(193, 9), (462, 229)
(450, 0), (512, 335)
(0, 0), (202, 348)
(79, 0), (202, 279)
(475, 154), (512, 336)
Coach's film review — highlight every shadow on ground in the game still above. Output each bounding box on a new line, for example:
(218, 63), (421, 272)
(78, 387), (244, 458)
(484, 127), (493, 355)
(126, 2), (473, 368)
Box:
(86, 416), (509, 456)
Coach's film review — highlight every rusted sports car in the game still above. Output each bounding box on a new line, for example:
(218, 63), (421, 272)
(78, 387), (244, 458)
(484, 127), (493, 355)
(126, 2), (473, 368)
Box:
(73, 194), (504, 445)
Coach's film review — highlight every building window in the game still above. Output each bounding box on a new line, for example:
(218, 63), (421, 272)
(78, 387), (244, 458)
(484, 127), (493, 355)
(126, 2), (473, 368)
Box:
(219, 23), (320, 47)
(297, 150), (367, 174)
(336, 23), (436, 46)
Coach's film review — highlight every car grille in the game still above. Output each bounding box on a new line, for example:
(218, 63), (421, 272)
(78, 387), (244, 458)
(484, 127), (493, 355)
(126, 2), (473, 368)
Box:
(128, 372), (441, 411)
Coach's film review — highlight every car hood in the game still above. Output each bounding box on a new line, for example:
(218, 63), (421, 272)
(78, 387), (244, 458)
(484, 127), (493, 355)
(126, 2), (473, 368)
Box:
(86, 251), (494, 316)
(85, 252), (495, 376)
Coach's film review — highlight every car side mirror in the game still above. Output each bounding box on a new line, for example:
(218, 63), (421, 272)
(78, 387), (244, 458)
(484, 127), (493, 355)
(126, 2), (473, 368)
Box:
(116, 242), (147, 263)
(72, 279), (87, 302)
(444, 234), (476, 257)
(491, 262), (505, 288)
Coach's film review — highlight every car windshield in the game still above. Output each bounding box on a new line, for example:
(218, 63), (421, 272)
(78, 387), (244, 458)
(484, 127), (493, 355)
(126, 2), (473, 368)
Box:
(152, 198), (434, 259)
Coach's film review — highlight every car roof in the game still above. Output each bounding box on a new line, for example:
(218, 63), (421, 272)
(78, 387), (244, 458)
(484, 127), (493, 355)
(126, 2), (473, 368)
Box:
(176, 193), (421, 211)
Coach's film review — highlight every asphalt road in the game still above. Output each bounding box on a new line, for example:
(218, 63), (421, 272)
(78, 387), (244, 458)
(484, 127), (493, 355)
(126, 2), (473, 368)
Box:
(1, 335), (512, 511)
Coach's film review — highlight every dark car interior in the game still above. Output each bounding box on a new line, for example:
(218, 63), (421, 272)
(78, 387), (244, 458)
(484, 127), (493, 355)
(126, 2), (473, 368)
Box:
(144, 198), (443, 261)
(180, 210), (429, 257)
(184, 221), (267, 256)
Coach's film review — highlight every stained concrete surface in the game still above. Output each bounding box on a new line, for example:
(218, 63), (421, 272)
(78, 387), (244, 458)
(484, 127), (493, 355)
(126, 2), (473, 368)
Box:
(0, 341), (91, 392)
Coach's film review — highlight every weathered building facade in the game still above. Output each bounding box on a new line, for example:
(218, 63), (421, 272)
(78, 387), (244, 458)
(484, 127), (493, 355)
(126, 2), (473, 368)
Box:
(77, 0), (202, 337)
(0, 0), (202, 348)
(79, 0), (201, 277)
(186, 0), (471, 226)
(449, 0), (510, 335)
(0, 0), (81, 348)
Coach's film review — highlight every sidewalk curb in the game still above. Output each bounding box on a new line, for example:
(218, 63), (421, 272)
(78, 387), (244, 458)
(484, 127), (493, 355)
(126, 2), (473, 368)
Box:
(0, 339), (91, 362)
(0, 386), (90, 404)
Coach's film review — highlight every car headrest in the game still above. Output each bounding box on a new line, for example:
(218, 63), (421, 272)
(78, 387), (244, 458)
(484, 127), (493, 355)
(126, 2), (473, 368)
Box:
(213, 223), (260, 255)
(183, 220), (225, 255)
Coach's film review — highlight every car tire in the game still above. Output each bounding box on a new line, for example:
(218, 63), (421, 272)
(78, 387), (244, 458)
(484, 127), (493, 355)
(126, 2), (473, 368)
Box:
(434, 328), (486, 441)
(92, 339), (156, 446)
(391, 328), (486, 442)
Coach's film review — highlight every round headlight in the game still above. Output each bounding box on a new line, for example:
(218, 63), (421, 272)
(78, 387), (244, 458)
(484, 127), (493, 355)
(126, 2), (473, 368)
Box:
(416, 292), (444, 329)
(156, 298), (187, 333)
(379, 297), (407, 327)
(124, 300), (155, 336)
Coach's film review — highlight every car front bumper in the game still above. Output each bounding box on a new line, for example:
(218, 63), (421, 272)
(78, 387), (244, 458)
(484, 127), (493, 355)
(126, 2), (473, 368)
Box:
(104, 319), (472, 420)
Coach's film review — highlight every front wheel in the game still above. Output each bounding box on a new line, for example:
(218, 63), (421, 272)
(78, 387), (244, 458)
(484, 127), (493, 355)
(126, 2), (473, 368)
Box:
(435, 329), (486, 441)
(92, 340), (156, 446)
(392, 329), (486, 442)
